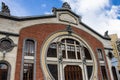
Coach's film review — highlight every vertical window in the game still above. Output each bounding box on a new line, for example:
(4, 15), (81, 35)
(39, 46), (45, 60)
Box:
(23, 63), (34, 80)
(97, 49), (104, 60)
(61, 44), (66, 58)
(87, 66), (93, 80)
(84, 47), (92, 60)
(0, 63), (9, 80)
(101, 66), (108, 80)
(47, 43), (57, 57)
(22, 39), (36, 80)
(77, 46), (81, 59)
(112, 66), (118, 80)
(48, 64), (58, 80)
(24, 39), (35, 56)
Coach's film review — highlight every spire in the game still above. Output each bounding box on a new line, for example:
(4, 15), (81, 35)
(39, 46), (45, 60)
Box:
(1, 2), (10, 16)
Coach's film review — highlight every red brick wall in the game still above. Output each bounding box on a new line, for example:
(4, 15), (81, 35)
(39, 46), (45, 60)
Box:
(15, 23), (111, 80)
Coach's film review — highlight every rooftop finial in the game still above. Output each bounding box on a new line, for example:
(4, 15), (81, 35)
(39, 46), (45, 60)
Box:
(1, 2), (10, 16)
(62, 2), (71, 9)
(104, 30), (110, 38)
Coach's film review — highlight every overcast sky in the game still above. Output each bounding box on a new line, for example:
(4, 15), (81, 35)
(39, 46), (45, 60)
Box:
(0, 0), (120, 38)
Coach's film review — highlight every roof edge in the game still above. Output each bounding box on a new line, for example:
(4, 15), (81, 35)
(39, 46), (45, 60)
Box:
(0, 12), (56, 21)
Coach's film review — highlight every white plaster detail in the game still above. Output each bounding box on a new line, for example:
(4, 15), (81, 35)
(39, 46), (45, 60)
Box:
(59, 13), (77, 24)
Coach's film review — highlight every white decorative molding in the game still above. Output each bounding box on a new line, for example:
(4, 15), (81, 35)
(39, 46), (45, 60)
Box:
(59, 13), (77, 24)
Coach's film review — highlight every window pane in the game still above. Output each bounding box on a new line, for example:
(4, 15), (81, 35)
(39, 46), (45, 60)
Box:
(77, 52), (81, 59)
(66, 38), (74, 44)
(23, 63), (34, 80)
(101, 66), (108, 80)
(47, 43), (57, 57)
(112, 66), (118, 80)
(67, 45), (76, 59)
(48, 64), (58, 80)
(97, 49), (104, 60)
(0, 63), (8, 80)
(61, 39), (65, 43)
(61, 44), (66, 58)
(84, 47), (92, 60)
(87, 66), (93, 80)
(77, 46), (81, 59)
(24, 39), (35, 56)
(76, 41), (80, 45)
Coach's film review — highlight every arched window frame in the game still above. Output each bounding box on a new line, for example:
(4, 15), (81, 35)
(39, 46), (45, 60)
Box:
(21, 38), (36, 80)
(97, 48), (110, 80)
(0, 60), (11, 80)
(46, 35), (95, 80)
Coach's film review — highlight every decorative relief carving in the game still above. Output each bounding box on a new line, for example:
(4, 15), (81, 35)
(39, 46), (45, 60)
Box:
(0, 36), (16, 52)
(116, 39), (120, 52)
(62, 2), (71, 9)
(1, 2), (10, 15)
(104, 30), (110, 38)
(59, 13), (77, 24)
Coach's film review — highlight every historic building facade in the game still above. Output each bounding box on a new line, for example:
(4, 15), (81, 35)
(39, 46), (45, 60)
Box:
(109, 34), (119, 58)
(0, 2), (118, 80)
(109, 34), (120, 78)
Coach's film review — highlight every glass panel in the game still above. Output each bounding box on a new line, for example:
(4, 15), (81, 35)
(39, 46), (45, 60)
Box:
(67, 45), (76, 59)
(77, 52), (81, 59)
(48, 64), (58, 80)
(47, 43), (57, 57)
(24, 39), (35, 56)
(77, 46), (81, 59)
(61, 39), (65, 43)
(112, 66), (118, 80)
(61, 44), (66, 58)
(97, 49), (104, 60)
(76, 41), (80, 45)
(87, 66), (93, 80)
(84, 47), (92, 60)
(23, 63), (34, 80)
(101, 66), (108, 80)
(66, 38), (74, 44)
(0, 63), (8, 80)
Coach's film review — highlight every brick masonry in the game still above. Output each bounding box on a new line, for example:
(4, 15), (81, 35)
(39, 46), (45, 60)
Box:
(15, 23), (111, 80)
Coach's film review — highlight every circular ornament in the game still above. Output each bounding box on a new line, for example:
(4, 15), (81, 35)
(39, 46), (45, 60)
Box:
(0, 37), (15, 52)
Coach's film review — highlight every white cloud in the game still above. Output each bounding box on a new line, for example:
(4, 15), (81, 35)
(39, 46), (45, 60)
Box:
(61, 0), (120, 37)
(0, 0), (30, 16)
(107, 5), (120, 19)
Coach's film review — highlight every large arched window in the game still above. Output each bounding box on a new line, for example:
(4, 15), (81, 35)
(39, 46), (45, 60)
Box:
(0, 61), (10, 80)
(46, 37), (94, 80)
